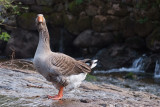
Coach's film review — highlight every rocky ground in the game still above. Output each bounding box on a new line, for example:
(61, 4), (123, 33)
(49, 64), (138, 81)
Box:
(0, 67), (160, 107)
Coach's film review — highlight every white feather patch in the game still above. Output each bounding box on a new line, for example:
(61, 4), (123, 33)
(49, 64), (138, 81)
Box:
(65, 73), (87, 91)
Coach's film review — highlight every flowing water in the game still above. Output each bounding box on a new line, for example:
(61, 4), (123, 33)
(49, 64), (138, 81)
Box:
(93, 55), (160, 96)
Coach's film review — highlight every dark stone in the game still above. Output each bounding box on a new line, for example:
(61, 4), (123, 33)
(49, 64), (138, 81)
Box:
(5, 28), (38, 58)
(17, 13), (37, 30)
(30, 5), (53, 14)
(95, 45), (138, 70)
(134, 22), (154, 37)
(120, 16), (136, 38)
(125, 36), (146, 51)
(146, 27), (160, 52)
(73, 30), (114, 48)
(0, 40), (7, 55)
(36, 0), (54, 6)
(92, 15), (119, 32)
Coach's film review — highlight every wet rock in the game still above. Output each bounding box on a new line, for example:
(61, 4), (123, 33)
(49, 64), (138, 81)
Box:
(5, 28), (38, 58)
(17, 13), (37, 30)
(146, 27), (160, 52)
(95, 45), (138, 70)
(73, 30), (114, 48)
(0, 67), (159, 106)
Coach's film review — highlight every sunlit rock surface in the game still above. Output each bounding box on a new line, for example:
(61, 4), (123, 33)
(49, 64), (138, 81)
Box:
(0, 66), (159, 106)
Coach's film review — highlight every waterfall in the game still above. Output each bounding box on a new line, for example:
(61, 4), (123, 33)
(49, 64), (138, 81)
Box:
(94, 55), (145, 74)
(154, 61), (160, 78)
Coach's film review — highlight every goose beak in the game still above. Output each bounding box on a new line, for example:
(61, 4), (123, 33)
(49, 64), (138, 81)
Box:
(38, 14), (43, 23)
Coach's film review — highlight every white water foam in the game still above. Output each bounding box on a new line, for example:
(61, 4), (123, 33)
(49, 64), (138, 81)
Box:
(154, 61), (160, 78)
(94, 56), (145, 74)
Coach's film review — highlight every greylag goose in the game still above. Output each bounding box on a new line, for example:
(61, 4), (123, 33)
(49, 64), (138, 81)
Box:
(33, 14), (97, 100)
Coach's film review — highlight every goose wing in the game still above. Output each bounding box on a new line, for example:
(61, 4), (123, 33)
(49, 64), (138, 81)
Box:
(47, 53), (91, 76)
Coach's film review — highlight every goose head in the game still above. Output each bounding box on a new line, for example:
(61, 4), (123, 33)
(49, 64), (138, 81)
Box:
(36, 14), (46, 31)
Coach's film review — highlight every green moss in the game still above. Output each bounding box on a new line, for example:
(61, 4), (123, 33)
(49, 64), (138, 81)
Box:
(125, 72), (136, 80)
(68, 1), (85, 16)
(85, 74), (97, 81)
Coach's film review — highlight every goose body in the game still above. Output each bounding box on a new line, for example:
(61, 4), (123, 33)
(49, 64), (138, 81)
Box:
(33, 14), (97, 100)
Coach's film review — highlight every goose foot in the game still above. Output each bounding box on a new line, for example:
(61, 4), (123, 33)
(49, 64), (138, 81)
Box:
(48, 86), (64, 100)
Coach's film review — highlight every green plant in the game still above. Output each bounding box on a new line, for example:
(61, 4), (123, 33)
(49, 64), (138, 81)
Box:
(85, 74), (97, 81)
(137, 17), (148, 24)
(0, 31), (11, 41)
(75, 0), (83, 5)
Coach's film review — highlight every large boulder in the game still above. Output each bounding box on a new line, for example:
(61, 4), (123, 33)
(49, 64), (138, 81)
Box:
(5, 28), (38, 58)
(73, 30), (114, 48)
(95, 45), (138, 70)
(17, 13), (37, 30)
(146, 27), (160, 52)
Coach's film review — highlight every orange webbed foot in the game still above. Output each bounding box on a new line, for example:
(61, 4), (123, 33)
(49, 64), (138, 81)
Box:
(48, 86), (64, 100)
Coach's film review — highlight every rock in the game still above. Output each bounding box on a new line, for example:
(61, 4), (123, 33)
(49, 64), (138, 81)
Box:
(49, 13), (63, 26)
(77, 15), (91, 32)
(17, 13), (37, 30)
(86, 5), (98, 16)
(14, 0), (36, 5)
(146, 27), (160, 52)
(134, 21), (154, 37)
(92, 15), (119, 32)
(36, 0), (54, 6)
(73, 30), (114, 48)
(0, 67), (159, 106)
(120, 16), (136, 38)
(95, 45), (138, 70)
(63, 14), (78, 35)
(30, 5), (53, 14)
(107, 4), (129, 17)
(68, 1), (85, 16)
(125, 36), (146, 51)
(5, 28), (38, 58)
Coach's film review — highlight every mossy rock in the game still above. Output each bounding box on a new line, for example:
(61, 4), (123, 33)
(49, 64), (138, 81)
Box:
(77, 15), (91, 32)
(17, 13), (37, 30)
(63, 14), (79, 34)
(68, 1), (85, 16)
(49, 13), (63, 26)
(146, 27), (160, 51)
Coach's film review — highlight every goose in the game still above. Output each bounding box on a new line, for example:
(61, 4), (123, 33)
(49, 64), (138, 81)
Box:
(33, 14), (97, 100)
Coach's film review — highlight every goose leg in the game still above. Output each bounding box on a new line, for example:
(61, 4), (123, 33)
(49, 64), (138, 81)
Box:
(48, 86), (63, 100)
